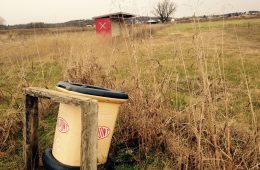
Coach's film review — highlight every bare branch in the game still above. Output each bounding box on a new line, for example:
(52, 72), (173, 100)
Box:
(153, 0), (177, 23)
(0, 16), (6, 25)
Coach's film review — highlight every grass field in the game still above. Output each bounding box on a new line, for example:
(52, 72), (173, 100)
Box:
(0, 18), (259, 169)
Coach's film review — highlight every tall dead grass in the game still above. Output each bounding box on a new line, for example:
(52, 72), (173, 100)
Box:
(62, 23), (259, 169)
(0, 21), (259, 169)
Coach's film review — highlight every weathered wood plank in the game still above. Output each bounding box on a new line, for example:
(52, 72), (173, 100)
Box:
(24, 94), (39, 170)
(81, 101), (99, 170)
(24, 87), (98, 170)
(24, 87), (93, 106)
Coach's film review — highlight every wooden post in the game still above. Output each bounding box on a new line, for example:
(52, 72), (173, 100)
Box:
(23, 87), (98, 170)
(24, 94), (39, 170)
(81, 102), (98, 170)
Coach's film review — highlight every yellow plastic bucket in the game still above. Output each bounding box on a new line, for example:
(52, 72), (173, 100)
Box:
(52, 81), (128, 166)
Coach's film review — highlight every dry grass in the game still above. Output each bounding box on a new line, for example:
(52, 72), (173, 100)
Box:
(0, 19), (259, 169)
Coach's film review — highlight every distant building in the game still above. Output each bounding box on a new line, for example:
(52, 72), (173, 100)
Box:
(93, 12), (135, 37)
(146, 19), (160, 24)
(247, 11), (260, 15)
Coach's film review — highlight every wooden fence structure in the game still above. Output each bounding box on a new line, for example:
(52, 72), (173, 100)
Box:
(23, 87), (98, 170)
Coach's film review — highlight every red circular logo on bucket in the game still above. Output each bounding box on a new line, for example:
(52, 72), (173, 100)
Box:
(98, 126), (110, 140)
(57, 117), (69, 133)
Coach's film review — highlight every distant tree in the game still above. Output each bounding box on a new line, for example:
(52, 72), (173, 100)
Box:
(0, 16), (6, 25)
(154, 0), (177, 23)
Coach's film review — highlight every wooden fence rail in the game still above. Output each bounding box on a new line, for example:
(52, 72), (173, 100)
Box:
(24, 87), (98, 170)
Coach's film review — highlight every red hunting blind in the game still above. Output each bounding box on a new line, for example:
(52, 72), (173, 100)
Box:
(95, 18), (112, 35)
(93, 12), (135, 37)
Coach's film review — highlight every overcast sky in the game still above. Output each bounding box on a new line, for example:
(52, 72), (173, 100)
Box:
(1, 0), (260, 25)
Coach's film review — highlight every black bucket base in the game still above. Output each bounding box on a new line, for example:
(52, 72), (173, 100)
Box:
(42, 148), (79, 170)
(42, 148), (114, 170)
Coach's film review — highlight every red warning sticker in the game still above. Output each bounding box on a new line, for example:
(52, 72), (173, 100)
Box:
(57, 117), (69, 133)
(98, 126), (110, 140)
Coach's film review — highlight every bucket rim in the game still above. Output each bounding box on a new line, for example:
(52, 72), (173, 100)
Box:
(57, 81), (128, 99)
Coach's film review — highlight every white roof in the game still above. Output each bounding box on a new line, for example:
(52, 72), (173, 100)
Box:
(146, 19), (159, 23)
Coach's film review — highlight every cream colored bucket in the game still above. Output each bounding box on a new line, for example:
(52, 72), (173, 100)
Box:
(52, 81), (128, 166)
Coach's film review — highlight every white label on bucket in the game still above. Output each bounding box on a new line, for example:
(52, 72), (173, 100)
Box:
(98, 126), (110, 140)
(57, 117), (69, 133)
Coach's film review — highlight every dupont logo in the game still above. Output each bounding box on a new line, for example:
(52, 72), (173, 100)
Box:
(98, 126), (110, 140)
(57, 117), (69, 133)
